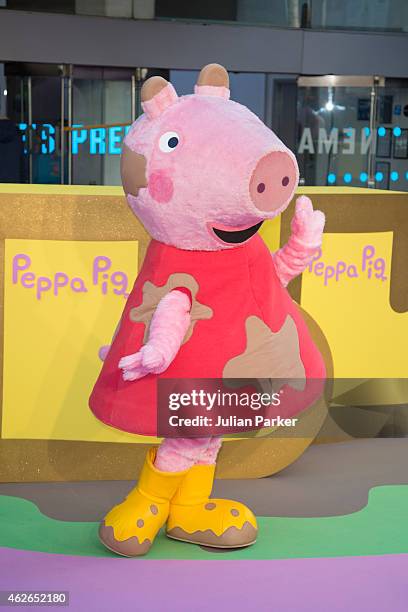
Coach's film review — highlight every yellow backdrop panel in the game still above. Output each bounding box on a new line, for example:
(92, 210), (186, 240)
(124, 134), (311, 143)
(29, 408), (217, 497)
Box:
(0, 184), (405, 481)
(301, 231), (408, 379)
(2, 238), (157, 442)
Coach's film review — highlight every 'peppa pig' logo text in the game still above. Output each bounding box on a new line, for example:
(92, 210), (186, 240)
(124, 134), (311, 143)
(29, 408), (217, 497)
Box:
(12, 254), (130, 300)
(307, 245), (387, 286)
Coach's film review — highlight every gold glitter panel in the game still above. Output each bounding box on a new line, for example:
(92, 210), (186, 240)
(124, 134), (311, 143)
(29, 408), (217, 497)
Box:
(7, 184), (403, 482)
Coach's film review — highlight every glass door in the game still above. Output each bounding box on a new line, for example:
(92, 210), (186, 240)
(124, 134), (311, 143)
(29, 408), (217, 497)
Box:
(296, 75), (384, 189)
(71, 66), (138, 186)
(1, 63), (142, 186)
(3, 63), (66, 184)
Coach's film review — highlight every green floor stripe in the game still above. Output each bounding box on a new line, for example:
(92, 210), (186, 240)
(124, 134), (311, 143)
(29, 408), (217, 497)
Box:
(0, 485), (407, 560)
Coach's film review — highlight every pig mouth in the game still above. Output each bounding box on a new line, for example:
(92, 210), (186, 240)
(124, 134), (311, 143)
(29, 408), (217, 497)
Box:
(211, 221), (264, 244)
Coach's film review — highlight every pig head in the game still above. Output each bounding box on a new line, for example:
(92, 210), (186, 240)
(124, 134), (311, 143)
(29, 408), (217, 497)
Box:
(122, 63), (299, 251)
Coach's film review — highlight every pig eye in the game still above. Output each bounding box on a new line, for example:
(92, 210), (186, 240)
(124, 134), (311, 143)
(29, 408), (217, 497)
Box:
(158, 131), (180, 153)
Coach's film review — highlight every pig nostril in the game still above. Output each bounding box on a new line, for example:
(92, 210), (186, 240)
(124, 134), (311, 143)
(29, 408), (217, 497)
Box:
(282, 176), (290, 187)
(257, 183), (266, 194)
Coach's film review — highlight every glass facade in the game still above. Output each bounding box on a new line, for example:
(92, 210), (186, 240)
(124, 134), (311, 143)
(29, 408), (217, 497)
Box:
(71, 72), (133, 185)
(1, 69), (63, 184)
(1, 62), (407, 190)
(1, 0), (408, 32)
(297, 84), (374, 188)
(0, 64), (137, 186)
(296, 78), (408, 189)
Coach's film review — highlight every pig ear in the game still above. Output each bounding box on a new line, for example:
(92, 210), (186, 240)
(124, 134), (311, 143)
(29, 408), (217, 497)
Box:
(141, 76), (178, 120)
(195, 64), (230, 99)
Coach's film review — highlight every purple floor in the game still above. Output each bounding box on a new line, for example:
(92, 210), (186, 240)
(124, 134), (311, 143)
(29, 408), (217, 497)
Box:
(0, 547), (407, 612)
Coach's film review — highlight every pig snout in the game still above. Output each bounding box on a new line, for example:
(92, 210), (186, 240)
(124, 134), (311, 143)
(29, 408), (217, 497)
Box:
(249, 151), (297, 212)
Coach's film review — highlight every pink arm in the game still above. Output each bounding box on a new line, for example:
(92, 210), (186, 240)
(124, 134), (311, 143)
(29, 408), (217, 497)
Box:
(273, 195), (325, 287)
(119, 289), (192, 381)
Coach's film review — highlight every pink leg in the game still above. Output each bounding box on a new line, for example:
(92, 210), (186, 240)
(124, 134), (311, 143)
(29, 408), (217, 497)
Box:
(196, 437), (222, 465)
(155, 437), (222, 472)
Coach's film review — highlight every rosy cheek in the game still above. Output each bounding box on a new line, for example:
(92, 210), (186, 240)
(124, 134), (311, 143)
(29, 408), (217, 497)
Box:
(148, 171), (174, 203)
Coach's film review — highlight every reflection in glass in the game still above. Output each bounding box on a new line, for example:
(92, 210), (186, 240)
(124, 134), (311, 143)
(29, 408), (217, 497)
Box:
(297, 86), (373, 188)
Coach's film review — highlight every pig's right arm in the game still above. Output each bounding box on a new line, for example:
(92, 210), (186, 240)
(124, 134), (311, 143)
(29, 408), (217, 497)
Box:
(272, 196), (325, 287)
(119, 289), (192, 381)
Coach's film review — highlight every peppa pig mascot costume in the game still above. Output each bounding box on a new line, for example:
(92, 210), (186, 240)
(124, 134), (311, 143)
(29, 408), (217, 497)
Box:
(90, 64), (325, 556)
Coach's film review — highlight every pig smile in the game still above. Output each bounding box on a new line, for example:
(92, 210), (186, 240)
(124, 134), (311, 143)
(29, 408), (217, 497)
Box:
(210, 221), (264, 245)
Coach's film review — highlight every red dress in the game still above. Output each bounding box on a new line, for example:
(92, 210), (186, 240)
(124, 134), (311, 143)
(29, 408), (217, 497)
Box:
(89, 234), (326, 436)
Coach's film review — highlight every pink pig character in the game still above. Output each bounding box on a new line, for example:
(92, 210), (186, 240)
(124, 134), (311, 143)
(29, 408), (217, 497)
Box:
(89, 64), (326, 557)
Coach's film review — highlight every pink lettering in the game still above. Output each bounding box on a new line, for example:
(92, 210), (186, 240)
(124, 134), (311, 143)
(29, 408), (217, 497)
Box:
(13, 253), (31, 283)
(36, 276), (52, 300)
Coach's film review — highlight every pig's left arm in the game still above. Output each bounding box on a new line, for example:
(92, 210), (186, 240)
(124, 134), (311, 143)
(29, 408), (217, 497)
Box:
(272, 196), (325, 287)
(119, 289), (191, 381)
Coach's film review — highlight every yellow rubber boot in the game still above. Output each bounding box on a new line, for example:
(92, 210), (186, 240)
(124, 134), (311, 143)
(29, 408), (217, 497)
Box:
(167, 463), (258, 548)
(99, 448), (188, 557)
